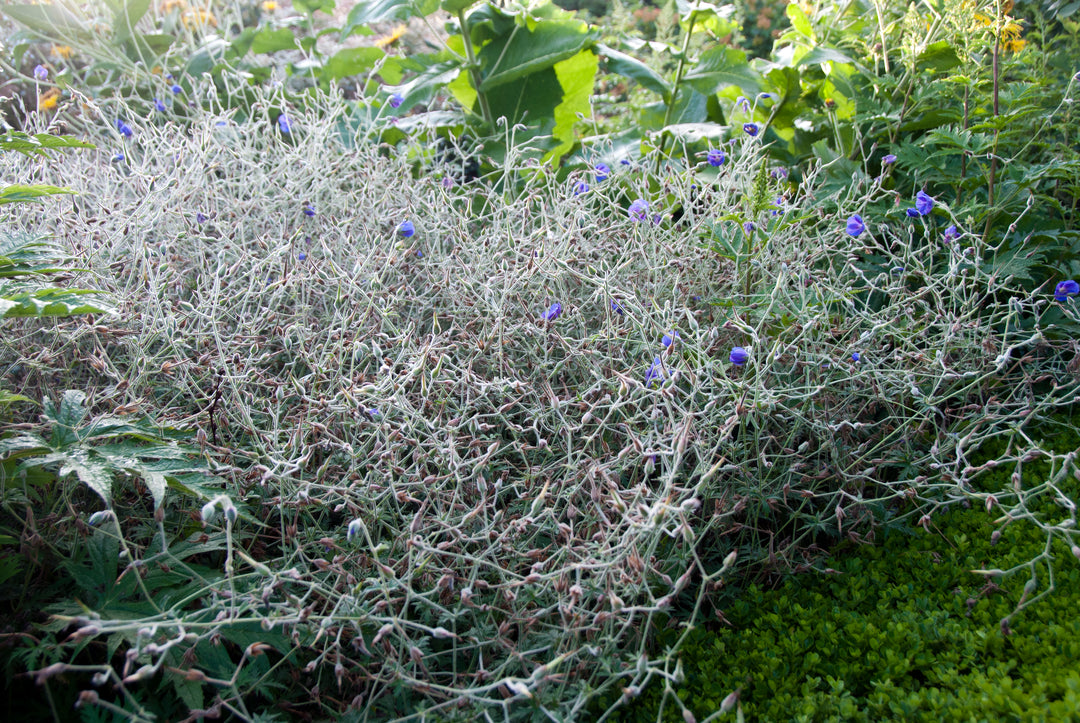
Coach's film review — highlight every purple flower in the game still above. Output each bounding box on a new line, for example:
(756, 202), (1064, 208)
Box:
(171, 84), (182, 94)
(595, 163), (610, 182)
(33, 64), (48, 81)
(398, 220), (415, 237)
(303, 202), (315, 217)
(743, 123), (759, 137)
(541, 302), (562, 322)
(1054, 279), (1080, 302)
(915, 191), (934, 215)
(611, 300), (624, 316)
(366, 408), (381, 419)
(943, 225), (958, 243)
(298, 251), (307, 261)
(759, 92), (776, 100)
(278, 115), (292, 134)
(846, 214), (865, 237)
(743, 221), (755, 234)
(416, 250), (423, 257)
(771, 167), (788, 180)
(154, 97), (167, 112)
(707, 148), (726, 167)
(620, 159), (632, 166)
(628, 199), (649, 222)
(661, 330), (680, 347)
(729, 347), (749, 366)
(115, 119), (133, 138)
(882, 154), (897, 166)
(573, 181), (589, 196)
(196, 212), (208, 224)
(644, 356), (665, 387)
(851, 352), (861, 363)
(389, 93), (404, 109)
(736, 96), (750, 113)
(111, 152), (125, 163)
(907, 190), (934, 217)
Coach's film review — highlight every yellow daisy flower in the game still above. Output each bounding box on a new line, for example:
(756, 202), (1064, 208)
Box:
(374, 24), (408, 49)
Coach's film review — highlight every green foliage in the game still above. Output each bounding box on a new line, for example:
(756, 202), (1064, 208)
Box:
(612, 463), (1080, 721)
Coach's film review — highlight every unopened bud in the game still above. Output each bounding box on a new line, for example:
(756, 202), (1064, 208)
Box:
(75, 690), (99, 708)
(683, 709), (697, 723)
(991, 530), (1001, 545)
(720, 688), (740, 713)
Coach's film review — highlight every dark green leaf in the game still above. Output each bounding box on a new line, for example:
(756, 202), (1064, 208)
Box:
(916, 41), (961, 73)
(478, 20), (599, 92)
(596, 43), (671, 102)
(684, 46), (760, 97)
(0, 184), (74, 205)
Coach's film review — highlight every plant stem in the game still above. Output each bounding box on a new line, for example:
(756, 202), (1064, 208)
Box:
(654, 10), (698, 175)
(458, 8), (494, 128)
(983, 0), (1002, 243)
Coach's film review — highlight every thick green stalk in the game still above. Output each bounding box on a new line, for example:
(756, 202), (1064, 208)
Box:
(458, 8), (494, 128)
(654, 10), (698, 174)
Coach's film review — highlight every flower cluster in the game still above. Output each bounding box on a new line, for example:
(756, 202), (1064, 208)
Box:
(906, 191), (934, 217)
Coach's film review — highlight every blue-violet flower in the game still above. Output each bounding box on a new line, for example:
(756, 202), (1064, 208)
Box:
(33, 64), (48, 81)
(628, 198), (649, 222)
(595, 163), (610, 182)
(729, 347), (749, 366)
(743, 122), (759, 137)
(541, 302), (562, 321)
(1054, 279), (1080, 302)
(398, 220), (415, 237)
(707, 148), (726, 167)
(846, 214), (865, 237)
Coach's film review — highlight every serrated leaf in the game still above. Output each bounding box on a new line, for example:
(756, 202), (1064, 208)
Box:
(59, 450), (113, 504)
(0, 184), (75, 205)
(0, 287), (113, 318)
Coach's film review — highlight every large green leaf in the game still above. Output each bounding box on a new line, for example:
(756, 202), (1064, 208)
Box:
(596, 43), (671, 102)
(58, 450), (114, 505)
(547, 49), (599, 165)
(324, 46), (385, 81)
(384, 61), (462, 109)
(478, 20), (598, 92)
(796, 46), (857, 68)
(684, 46), (760, 97)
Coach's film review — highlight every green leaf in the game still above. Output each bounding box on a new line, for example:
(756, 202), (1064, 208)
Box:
(294, 0), (336, 14)
(547, 49), (599, 166)
(916, 41), (961, 73)
(785, 2), (814, 38)
(60, 450), (113, 504)
(596, 43), (671, 102)
(442, 0), (478, 12)
(324, 46), (385, 81)
(45, 390), (89, 436)
(478, 20), (598, 92)
(796, 46), (857, 67)
(0, 390), (32, 407)
(112, 0), (151, 47)
(250, 28), (299, 55)
(341, 0), (439, 40)
(384, 61), (462, 109)
(0, 131), (95, 156)
(0, 4), (92, 40)
(684, 46), (761, 97)
(0, 287), (113, 318)
(0, 184), (74, 205)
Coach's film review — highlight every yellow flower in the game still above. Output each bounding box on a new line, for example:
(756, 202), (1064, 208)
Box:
(50, 44), (74, 59)
(374, 24), (408, 48)
(160, 0), (186, 13)
(262, 1), (278, 11)
(182, 9), (217, 27)
(38, 88), (61, 111)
